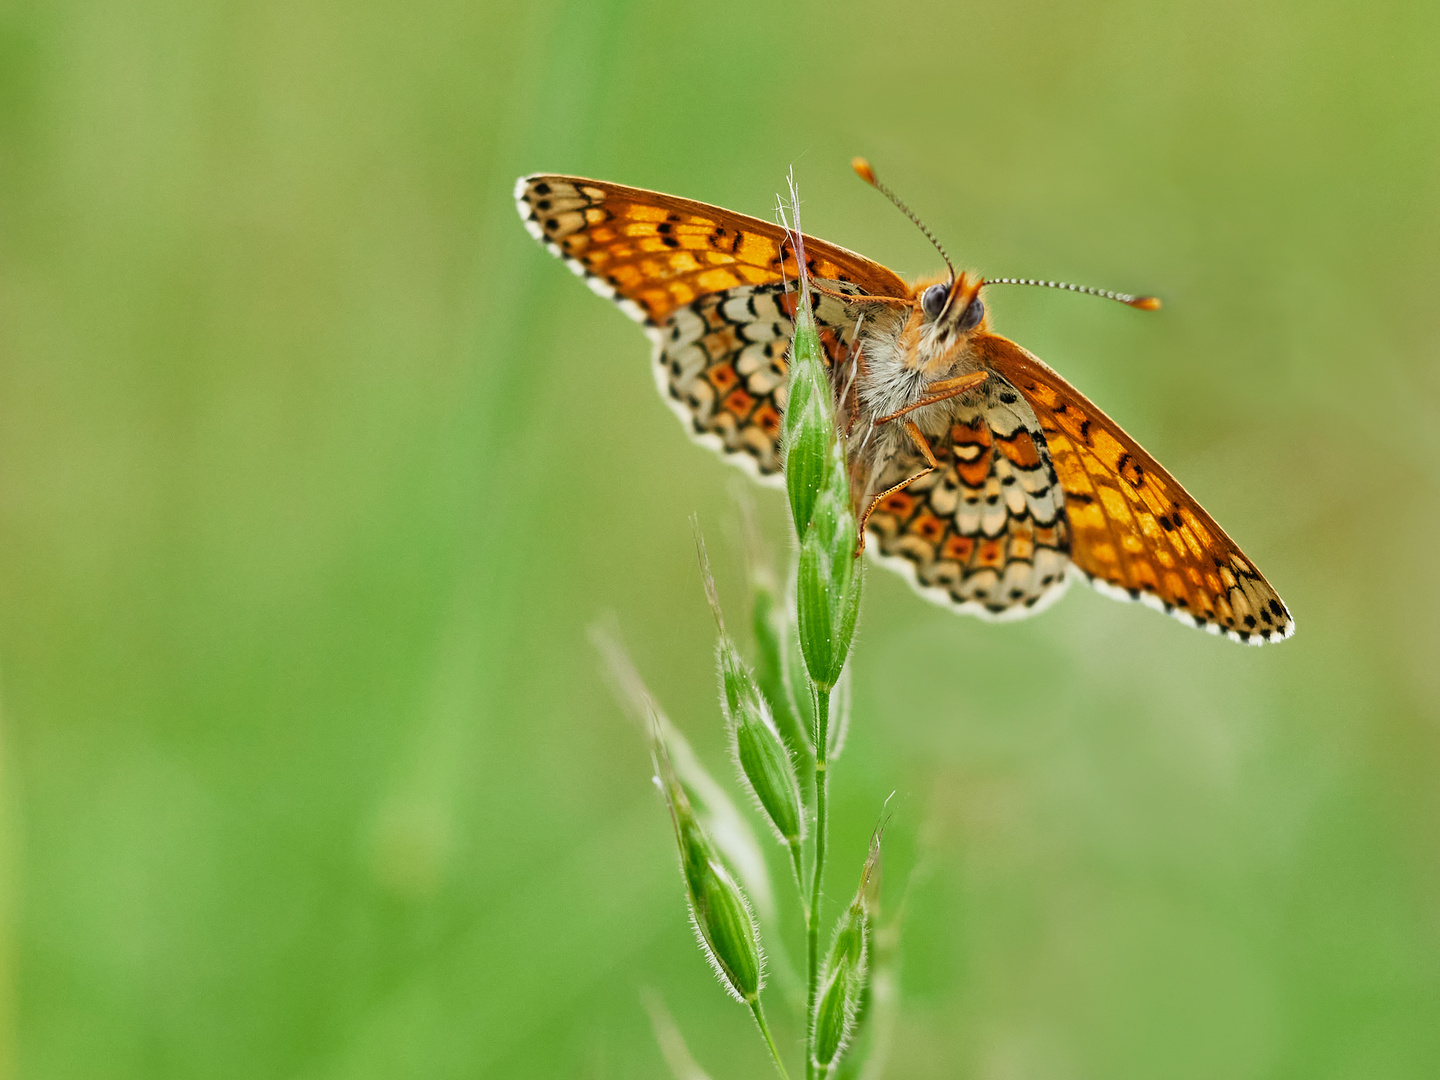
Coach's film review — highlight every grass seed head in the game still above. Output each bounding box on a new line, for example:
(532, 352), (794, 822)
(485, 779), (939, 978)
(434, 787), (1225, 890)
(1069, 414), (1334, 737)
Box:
(697, 526), (805, 846)
(688, 854), (764, 1003)
(811, 955), (858, 1069)
(795, 401), (862, 692)
(811, 830), (879, 1071)
(654, 735), (765, 1004)
(593, 621), (776, 918)
(719, 636), (804, 846)
(784, 364), (830, 541)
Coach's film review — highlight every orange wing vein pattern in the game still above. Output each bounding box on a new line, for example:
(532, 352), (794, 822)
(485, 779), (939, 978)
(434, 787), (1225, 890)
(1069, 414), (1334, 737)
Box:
(514, 174), (908, 328)
(980, 334), (1293, 644)
(862, 373), (1072, 620)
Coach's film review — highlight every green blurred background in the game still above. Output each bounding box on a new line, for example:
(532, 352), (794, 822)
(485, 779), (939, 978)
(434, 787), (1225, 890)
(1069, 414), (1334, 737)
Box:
(3, 0), (1439, 1077)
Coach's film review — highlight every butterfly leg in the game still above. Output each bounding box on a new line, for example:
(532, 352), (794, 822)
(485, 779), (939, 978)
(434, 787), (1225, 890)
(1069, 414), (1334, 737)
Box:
(843, 339), (866, 438)
(853, 372), (989, 554)
(874, 370), (989, 424)
(855, 419), (941, 556)
(809, 281), (914, 307)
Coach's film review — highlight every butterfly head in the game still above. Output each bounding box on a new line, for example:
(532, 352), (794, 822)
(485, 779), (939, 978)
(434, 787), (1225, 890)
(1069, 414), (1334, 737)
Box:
(917, 272), (986, 334)
(903, 272), (989, 374)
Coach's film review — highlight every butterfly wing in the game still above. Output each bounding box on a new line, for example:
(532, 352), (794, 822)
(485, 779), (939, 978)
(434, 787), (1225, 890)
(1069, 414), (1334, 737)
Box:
(516, 175), (908, 479)
(860, 373), (1074, 620)
(515, 175), (910, 323)
(978, 333), (1294, 643)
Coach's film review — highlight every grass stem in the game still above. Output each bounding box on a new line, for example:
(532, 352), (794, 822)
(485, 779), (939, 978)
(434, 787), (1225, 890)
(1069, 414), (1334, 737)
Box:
(805, 684), (832, 1080)
(750, 999), (792, 1080)
(788, 842), (809, 922)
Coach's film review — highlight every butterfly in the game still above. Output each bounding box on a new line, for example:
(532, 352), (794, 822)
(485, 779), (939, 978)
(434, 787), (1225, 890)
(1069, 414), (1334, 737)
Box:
(515, 166), (1293, 644)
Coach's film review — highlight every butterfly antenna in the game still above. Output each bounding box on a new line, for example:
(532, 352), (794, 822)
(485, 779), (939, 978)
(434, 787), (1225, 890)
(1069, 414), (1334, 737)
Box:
(984, 277), (1162, 311)
(852, 157), (955, 280)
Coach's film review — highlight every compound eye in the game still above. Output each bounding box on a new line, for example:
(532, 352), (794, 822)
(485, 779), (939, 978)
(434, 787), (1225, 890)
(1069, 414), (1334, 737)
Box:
(920, 283), (949, 321)
(957, 297), (985, 332)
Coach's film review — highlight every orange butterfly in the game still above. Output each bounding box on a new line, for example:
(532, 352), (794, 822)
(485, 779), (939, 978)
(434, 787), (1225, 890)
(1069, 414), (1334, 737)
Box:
(515, 165), (1292, 644)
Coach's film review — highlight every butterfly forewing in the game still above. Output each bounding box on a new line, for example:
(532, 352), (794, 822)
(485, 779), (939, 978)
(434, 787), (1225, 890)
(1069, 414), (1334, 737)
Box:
(515, 175), (908, 326)
(978, 334), (1294, 643)
(516, 175), (905, 478)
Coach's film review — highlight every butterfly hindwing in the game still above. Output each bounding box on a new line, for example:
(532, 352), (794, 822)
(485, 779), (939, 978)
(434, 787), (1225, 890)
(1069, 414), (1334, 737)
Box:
(657, 282), (866, 479)
(979, 334), (1294, 643)
(861, 373), (1074, 619)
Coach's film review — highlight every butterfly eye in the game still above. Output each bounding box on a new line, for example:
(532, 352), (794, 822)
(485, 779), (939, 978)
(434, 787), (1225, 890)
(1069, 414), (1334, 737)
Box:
(957, 297), (985, 332)
(920, 283), (949, 321)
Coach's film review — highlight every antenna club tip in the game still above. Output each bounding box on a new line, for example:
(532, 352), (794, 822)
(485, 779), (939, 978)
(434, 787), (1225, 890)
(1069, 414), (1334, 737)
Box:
(851, 157), (877, 185)
(1128, 295), (1162, 311)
